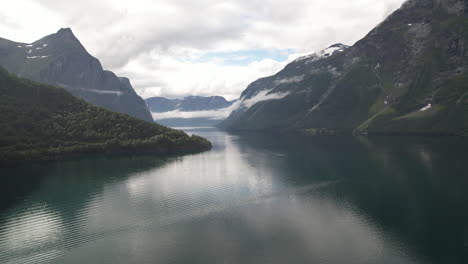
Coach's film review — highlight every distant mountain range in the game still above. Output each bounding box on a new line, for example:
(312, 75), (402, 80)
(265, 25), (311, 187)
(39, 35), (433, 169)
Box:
(0, 28), (153, 121)
(0, 67), (211, 161)
(146, 96), (236, 127)
(221, 0), (468, 136)
(146, 96), (235, 112)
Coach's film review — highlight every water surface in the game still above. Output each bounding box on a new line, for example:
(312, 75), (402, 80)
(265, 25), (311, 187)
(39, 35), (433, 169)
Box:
(1, 128), (468, 263)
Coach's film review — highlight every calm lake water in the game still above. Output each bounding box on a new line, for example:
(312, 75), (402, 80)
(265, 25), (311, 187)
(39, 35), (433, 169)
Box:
(1, 128), (468, 264)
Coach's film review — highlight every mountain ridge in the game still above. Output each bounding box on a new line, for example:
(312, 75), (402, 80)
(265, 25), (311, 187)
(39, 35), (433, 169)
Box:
(0, 28), (153, 122)
(146, 95), (235, 113)
(221, 0), (468, 136)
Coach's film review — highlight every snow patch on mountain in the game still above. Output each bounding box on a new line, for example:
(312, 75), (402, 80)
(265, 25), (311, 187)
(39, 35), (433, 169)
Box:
(321, 46), (343, 58)
(26, 56), (49, 59)
(295, 44), (349, 64)
(419, 104), (432, 112)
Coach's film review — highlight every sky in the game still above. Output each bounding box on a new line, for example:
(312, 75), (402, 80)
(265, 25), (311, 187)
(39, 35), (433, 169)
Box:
(0, 0), (406, 100)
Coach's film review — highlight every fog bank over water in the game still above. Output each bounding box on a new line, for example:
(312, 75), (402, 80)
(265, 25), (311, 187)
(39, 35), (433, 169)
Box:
(152, 88), (291, 122)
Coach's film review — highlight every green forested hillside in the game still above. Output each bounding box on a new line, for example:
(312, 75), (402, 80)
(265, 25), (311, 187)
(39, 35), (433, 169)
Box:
(0, 68), (211, 161)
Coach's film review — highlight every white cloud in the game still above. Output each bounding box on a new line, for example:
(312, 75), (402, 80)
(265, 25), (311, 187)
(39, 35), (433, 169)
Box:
(150, 87), (292, 121)
(152, 109), (232, 120)
(80, 89), (123, 96)
(274, 75), (305, 85)
(0, 0), (407, 100)
(241, 89), (290, 108)
(119, 54), (289, 100)
(152, 99), (243, 120)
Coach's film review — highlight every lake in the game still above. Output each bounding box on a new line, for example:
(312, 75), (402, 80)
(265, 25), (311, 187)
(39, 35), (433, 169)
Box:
(1, 128), (468, 263)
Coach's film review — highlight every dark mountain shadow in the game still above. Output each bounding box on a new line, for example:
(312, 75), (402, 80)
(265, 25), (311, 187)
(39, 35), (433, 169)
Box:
(228, 131), (468, 263)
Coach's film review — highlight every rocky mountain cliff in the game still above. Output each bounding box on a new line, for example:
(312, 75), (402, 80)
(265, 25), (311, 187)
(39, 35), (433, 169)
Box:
(146, 96), (234, 112)
(0, 28), (153, 121)
(221, 0), (468, 136)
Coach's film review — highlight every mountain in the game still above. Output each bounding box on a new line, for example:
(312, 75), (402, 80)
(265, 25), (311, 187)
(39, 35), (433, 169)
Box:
(146, 96), (236, 127)
(221, 0), (468, 136)
(153, 117), (228, 128)
(0, 67), (211, 161)
(0, 28), (153, 122)
(146, 96), (235, 112)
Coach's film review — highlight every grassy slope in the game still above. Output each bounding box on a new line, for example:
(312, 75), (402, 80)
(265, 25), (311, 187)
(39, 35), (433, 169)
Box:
(363, 16), (468, 135)
(0, 68), (212, 161)
(302, 14), (468, 135)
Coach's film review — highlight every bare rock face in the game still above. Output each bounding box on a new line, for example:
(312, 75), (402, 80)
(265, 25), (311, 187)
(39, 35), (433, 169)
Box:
(0, 28), (153, 122)
(221, 0), (468, 135)
(400, 0), (467, 15)
(441, 0), (467, 14)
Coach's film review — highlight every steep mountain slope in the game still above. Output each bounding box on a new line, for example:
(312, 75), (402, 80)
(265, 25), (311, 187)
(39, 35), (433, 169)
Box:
(0, 68), (211, 161)
(222, 0), (468, 136)
(146, 96), (235, 112)
(0, 28), (153, 121)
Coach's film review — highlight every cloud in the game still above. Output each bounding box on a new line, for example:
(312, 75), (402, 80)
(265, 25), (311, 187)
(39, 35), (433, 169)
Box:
(80, 89), (123, 96)
(118, 54), (290, 100)
(241, 89), (290, 108)
(152, 98), (244, 120)
(152, 109), (232, 121)
(274, 75), (305, 85)
(0, 0), (407, 100)
(150, 86), (290, 120)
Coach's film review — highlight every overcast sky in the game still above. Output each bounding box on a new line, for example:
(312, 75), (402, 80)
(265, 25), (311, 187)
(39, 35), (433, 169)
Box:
(1, 0), (406, 100)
